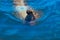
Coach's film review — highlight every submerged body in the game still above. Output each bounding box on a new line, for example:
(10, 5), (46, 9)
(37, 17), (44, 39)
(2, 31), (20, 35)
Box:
(14, 0), (40, 25)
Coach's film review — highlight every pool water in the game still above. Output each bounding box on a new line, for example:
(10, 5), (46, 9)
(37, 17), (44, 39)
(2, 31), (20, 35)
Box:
(0, 0), (60, 40)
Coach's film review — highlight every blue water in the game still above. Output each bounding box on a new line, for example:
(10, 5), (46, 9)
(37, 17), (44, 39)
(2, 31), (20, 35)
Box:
(0, 0), (60, 40)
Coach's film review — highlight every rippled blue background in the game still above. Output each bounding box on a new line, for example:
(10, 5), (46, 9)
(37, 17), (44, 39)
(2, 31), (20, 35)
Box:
(0, 0), (60, 40)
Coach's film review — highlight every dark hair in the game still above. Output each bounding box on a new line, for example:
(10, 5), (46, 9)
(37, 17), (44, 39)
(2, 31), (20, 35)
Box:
(26, 10), (33, 15)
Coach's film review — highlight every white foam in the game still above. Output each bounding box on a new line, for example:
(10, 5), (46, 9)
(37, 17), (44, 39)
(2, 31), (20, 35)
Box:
(16, 6), (28, 12)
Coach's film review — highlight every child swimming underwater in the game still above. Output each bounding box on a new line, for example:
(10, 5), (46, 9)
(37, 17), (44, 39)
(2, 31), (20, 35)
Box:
(14, 0), (40, 25)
